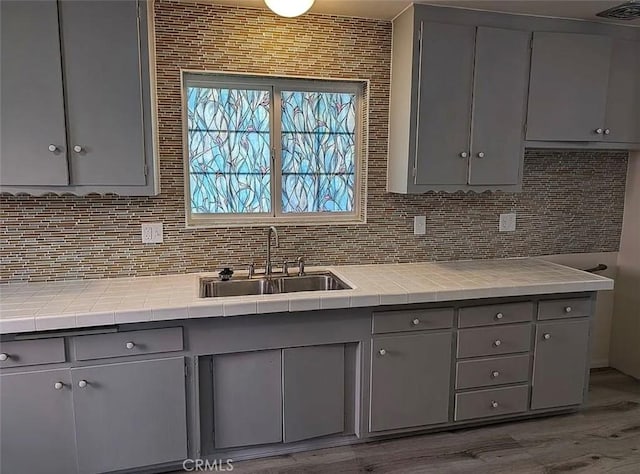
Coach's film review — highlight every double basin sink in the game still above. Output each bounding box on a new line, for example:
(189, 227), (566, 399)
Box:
(199, 271), (351, 298)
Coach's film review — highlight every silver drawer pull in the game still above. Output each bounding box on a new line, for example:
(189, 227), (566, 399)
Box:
(48, 144), (58, 152)
(378, 349), (387, 356)
(73, 145), (84, 153)
(125, 341), (135, 349)
(543, 333), (551, 340)
(460, 152), (468, 158)
(595, 128), (603, 134)
(78, 380), (88, 388)
(491, 371), (500, 378)
(493, 340), (502, 347)
(495, 312), (504, 320)
(564, 306), (572, 313)
(411, 318), (420, 326)
(54, 382), (64, 390)
(0, 353), (8, 361)
(490, 401), (499, 409)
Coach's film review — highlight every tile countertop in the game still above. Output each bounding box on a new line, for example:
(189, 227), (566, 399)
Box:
(0, 258), (613, 334)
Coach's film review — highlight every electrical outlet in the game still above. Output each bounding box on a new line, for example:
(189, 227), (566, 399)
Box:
(414, 216), (426, 235)
(499, 213), (516, 232)
(141, 223), (163, 243)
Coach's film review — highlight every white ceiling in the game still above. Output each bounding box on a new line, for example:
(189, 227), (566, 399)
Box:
(201, 1), (640, 26)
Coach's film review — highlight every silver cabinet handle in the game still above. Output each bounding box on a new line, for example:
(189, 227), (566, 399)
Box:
(491, 371), (500, 378)
(48, 144), (58, 152)
(378, 349), (386, 356)
(125, 341), (135, 349)
(595, 128), (603, 134)
(460, 152), (468, 158)
(0, 353), (8, 361)
(543, 333), (551, 340)
(490, 401), (499, 408)
(604, 128), (611, 135)
(78, 380), (88, 388)
(493, 340), (502, 347)
(54, 382), (64, 390)
(73, 145), (83, 153)
(564, 306), (572, 313)
(495, 312), (504, 320)
(412, 318), (420, 326)
(477, 152), (485, 158)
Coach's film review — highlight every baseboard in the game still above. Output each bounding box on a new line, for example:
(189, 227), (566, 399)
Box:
(590, 358), (610, 369)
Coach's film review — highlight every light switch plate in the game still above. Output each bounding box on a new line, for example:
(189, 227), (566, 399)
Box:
(141, 223), (163, 243)
(499, 213), (516, 232)
(414, 216), (426, 235)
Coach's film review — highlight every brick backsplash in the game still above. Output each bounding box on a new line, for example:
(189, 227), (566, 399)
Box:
(0, 1), (629, 282)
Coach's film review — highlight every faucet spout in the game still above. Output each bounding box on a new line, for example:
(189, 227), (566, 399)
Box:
(266, 226), (279, 276)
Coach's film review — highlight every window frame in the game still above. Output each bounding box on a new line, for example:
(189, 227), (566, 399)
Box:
(182, 71), (367, 228)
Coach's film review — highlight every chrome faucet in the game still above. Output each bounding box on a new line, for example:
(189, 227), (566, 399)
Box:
(265, 226), (279, 276)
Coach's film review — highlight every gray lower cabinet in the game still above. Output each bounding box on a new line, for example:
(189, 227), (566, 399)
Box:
(526, 32), (612, 142)
(283, 345), (345, 443)
(531, 319), (591, 410)
(0, 368), (77, 474)
(72, 357), (188, 473)
(213, 350), (283, 449)
(370, 332), (452, 432)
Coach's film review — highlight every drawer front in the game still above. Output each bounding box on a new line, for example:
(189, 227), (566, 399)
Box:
(0, 338), (66, 368)
(457, 324), (532, 359)
(456, 354), (530, 390)
(458, 302), (533, 328)
(372, 308), (454, 334)
(455, 385), (528, 421)
(74, 327), (183, 361)
(538, 297), (591, 320)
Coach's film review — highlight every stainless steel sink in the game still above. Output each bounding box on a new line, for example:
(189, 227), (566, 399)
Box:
(199, 272), (350, 298)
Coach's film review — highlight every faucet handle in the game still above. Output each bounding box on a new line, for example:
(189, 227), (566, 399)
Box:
(297, 257), (305, 276)
(247, 262), (255, 279)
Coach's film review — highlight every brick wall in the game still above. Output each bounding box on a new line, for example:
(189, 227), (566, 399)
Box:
(0, 1), (628, 282)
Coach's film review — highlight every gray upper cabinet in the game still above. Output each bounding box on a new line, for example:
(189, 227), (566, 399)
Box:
(469, 27), (530, 186)
(387, 6), (530, 193)
(283, 345), (345, 443)
(71, 357), (188, 473)
(0, 368), (77, 474)
(414, 22), (475, 186)
(370, 331), (452, 432)
(0, 0), (157, 195)
(531, 319), (590, 410)
(604, 40), (640, 144)
(60, 0), (146, 186)
(526, 32), (612, 142)
(0, 0), (69, 186)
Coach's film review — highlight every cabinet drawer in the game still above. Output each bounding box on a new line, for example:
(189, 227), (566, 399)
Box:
(458, 302), (533, 328)
(457, 324), (532, 358)
(74, 327), (183, 361)
(456, 354), (530, 390)
(372, 308), (453, 334)
(538, 297), (591, 320)
(455, 385), (528, 421)
(0, 338), (66, 368)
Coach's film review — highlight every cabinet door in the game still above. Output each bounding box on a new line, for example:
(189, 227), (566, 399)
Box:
(526, 32), (611, 142)
(0, 0), (69, 186)
(469, 27), (530, 185)
(0, 369), (77, 474)
(283, 345), (344, 443)
(415, 22), (475, 185)
(531, 319), (590, 410)
(71, 357), (187, 474)
(370, 332), (452, 432)
(213, 350), (282, 448)
(605, 40), (640, 143)
(60, 0), (146, 185)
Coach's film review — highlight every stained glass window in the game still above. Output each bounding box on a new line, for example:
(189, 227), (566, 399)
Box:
(185, 75), (362, 224)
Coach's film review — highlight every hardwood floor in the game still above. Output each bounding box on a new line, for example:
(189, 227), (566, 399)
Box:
(182, 369), (640, 473)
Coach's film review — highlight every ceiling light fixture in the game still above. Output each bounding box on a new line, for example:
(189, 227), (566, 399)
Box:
(264, 0), (315, 18)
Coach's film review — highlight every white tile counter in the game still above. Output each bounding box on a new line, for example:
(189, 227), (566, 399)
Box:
(0, 258), (613, 334)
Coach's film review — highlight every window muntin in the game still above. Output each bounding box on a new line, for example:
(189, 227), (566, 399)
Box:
(184, 74), (364, 226)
